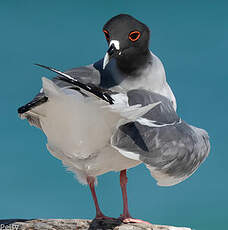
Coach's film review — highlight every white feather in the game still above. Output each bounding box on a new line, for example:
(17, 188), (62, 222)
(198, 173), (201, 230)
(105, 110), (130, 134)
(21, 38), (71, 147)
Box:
(32, 77), (143, 183)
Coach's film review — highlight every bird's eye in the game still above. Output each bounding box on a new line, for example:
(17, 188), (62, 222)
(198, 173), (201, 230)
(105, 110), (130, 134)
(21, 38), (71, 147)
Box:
(129, 31), (141, 42)
(103, 29), (110, 42)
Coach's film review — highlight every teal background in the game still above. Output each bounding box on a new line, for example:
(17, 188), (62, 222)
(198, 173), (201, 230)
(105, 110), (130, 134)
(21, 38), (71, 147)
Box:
(0, 1), (227, 229)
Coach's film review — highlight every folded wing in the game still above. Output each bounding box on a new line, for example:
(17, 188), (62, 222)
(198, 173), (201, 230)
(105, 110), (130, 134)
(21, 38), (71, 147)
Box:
(111, 89), (210, 186)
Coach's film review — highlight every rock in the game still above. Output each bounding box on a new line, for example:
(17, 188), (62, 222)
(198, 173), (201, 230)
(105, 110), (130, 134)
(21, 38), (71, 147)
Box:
(0, 219), (191, 230)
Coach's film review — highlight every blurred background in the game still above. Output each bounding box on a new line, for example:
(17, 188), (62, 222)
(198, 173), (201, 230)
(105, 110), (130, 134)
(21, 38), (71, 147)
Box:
(0, 0), (227, 229)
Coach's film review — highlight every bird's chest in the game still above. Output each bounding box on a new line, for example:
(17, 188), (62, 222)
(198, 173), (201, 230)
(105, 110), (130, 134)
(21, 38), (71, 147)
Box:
(111, 66), (165, 94)
(121, 75), (162, 92)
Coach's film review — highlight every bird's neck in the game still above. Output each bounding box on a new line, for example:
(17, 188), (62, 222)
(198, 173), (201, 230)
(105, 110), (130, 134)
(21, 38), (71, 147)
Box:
(116, 49), (151, 76)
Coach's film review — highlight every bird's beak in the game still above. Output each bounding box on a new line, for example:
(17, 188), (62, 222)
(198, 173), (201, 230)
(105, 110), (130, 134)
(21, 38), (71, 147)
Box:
(103, 40), (120, 69)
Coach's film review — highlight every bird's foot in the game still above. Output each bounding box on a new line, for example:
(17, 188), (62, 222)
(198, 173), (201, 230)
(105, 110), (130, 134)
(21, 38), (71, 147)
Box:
(119, 215), (151, 224)
(122, 218), (151, 224)
(95, 213), (116, 220)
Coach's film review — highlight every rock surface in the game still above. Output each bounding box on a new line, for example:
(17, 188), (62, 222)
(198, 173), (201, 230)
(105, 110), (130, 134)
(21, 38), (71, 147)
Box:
(0, 219), (191, 230)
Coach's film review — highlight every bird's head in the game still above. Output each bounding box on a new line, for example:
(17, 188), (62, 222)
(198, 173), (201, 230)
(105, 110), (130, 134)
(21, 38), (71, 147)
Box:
(102, 14), (150, 74)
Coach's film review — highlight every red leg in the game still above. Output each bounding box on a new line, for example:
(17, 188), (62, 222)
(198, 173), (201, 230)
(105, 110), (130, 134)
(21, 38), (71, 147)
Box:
(119, 170), (151, 224)
(120, 169), (131, 219)
(87, 176), (113, 220)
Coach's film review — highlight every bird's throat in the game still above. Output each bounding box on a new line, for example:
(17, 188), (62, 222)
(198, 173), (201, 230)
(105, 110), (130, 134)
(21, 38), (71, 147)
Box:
(116, 49), (151, 77)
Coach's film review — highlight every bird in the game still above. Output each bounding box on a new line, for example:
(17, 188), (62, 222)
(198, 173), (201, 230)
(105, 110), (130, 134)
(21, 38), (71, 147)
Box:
(18, 14), (210, 223)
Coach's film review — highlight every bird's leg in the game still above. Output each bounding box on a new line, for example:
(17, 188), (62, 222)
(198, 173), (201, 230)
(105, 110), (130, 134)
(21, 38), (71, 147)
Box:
(120, 169), (131, 219)
(87, 176), (113, 220)
(119, 170), (151, 224)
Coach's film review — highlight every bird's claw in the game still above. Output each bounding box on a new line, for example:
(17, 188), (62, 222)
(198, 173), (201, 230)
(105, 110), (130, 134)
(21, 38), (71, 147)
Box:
(119, 216), (151, 224)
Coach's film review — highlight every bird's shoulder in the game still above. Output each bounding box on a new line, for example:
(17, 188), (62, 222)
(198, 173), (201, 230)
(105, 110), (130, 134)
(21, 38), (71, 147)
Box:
(126, 89), (179, 124)
(52, 58), (123, 89)
(18, 60), (105, 114)
(52, 63), (101, 87)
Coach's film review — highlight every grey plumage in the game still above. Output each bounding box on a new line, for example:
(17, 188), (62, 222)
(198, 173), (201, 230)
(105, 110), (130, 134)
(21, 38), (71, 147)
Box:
(112, 90), (210, 186)
(18, 61), (104, 127)
(18, 59), (122, 125)
(19, 64), (210, 186)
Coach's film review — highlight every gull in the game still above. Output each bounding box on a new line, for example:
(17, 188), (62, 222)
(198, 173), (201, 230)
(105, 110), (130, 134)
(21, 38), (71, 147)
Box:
(18, 14), (210, 223)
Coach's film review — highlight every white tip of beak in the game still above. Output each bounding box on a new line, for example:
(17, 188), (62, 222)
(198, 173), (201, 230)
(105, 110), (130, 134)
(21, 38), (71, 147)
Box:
(103, 40), (120, 70)
(103, 52), (110, 70)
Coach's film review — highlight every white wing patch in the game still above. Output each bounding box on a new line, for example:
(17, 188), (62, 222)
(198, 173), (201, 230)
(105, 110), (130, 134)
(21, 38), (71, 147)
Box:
(136, 117), (181, 128)
(108, 93), (161, 121)
(111, 145), (140, 161)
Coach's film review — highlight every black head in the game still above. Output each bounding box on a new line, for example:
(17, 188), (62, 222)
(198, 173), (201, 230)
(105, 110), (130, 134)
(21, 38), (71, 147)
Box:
(102, 14), (151, 75)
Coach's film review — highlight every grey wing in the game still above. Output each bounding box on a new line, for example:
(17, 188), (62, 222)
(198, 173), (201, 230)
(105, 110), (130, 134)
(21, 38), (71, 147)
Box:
(112, 89), (210, 186)
(17, 63), (103, 128)
(53, 64), (101, 87)
(17, 57), (125, 129)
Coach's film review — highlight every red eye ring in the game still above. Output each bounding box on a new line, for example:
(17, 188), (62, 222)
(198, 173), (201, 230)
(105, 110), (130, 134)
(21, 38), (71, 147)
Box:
(129, 31), (141, 42)
(103, 29), (110, 42)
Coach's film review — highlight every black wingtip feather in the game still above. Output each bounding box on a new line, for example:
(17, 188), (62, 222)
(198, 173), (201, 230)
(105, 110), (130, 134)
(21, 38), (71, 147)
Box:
(18, 96), (48, 114)
(35, 63), (115, 104)
(34, 63), (53, 71)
